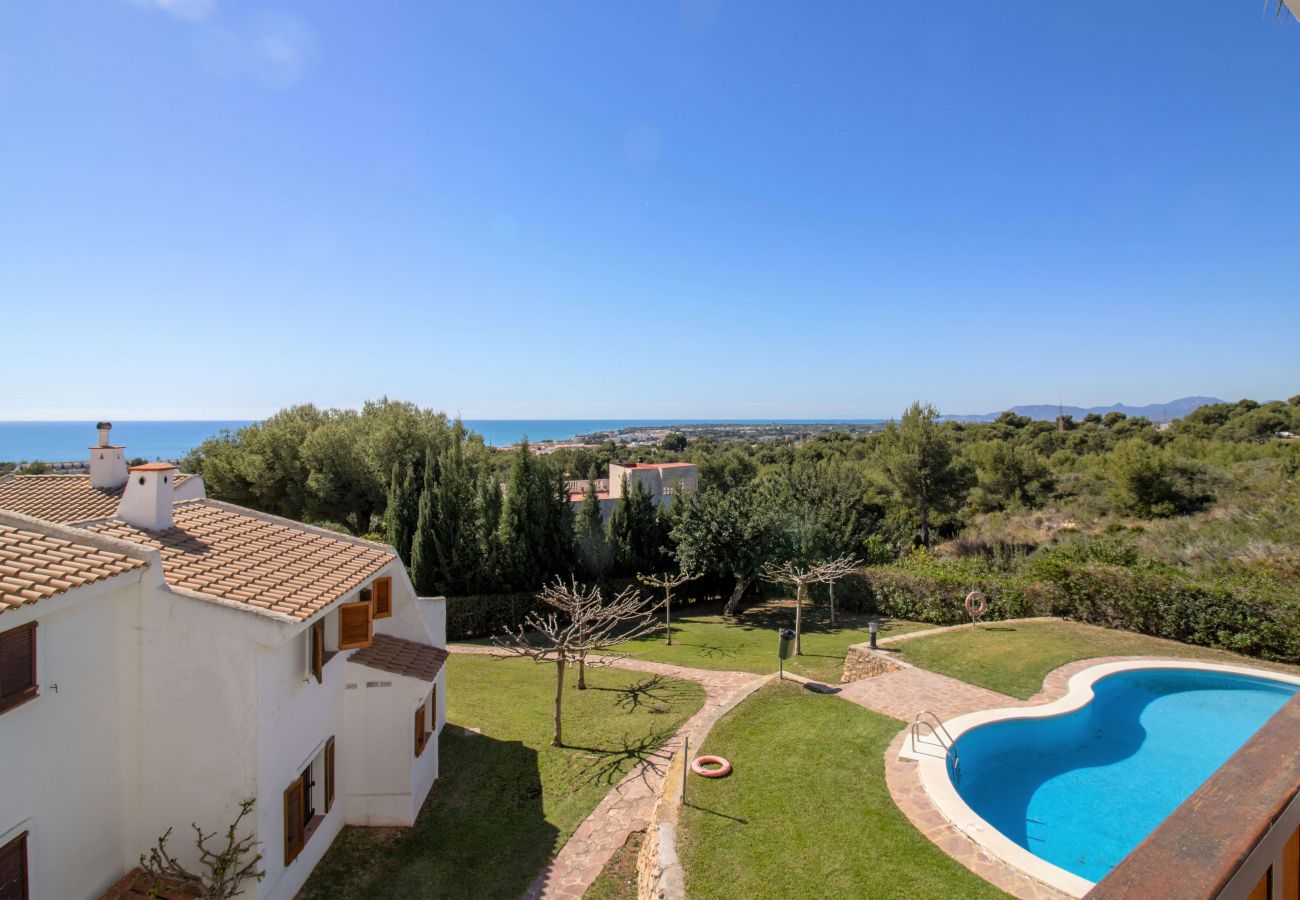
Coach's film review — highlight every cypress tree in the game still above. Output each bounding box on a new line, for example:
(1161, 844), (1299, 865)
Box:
(497, 440), (538, 588)
(409, 448), (439, 595)
(576, 481), (609, 579)
(475, 473), (503, 591)
(384, 462), (420, 565)
(430, 424), (478, 595)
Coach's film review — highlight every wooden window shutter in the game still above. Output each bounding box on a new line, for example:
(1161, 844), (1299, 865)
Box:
(0, 623), (37, 715)
(338, 601), (372, 650)
(414, 705), (427, 756)
(284, 777), (305, 866)
(310, 620), (325, 684)
(0, 831), (28, 900)
(373, 576), (392, 619)
(324, 737), (335, 814)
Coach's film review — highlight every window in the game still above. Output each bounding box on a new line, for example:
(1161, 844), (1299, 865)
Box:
(0, 831), (27, 900)
(284, 737), (335, 866)
(414, 705), (429, 757)
(338, 601), (372, 650)
(0, 623), (37, 715)
(372, 576), (392, 619)
(415, 687), (435, 757)
(309, 620), (325, 684)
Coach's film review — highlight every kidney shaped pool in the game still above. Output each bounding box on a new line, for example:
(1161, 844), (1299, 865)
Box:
(951, 667), (1299, 883)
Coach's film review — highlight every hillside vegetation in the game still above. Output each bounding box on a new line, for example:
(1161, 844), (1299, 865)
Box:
(186, 396), (1300, 661)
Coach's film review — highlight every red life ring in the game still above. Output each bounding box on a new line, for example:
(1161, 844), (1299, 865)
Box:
(964, 591), (987, 619)
(691, 755), (732, 778)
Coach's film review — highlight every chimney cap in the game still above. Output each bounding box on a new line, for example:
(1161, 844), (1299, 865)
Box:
(96, 421), (112, 430)
(128, 462), (178, 472)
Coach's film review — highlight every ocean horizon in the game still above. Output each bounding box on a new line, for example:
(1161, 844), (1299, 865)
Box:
(0, 418), (887, 462)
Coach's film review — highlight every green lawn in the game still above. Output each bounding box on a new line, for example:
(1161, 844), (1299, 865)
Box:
(677, 681), (1007, 900)
(302, 655), (705, 899)
(583, 830), (642, 900)
(896, 619), (1300, 700)
(610, 599), (927, 683)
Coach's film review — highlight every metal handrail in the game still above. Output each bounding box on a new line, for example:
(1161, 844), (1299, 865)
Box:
(911, 710), (960, 771)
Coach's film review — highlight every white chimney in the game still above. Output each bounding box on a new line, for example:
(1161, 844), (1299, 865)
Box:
(117, 463), (177, 531)
(89, 422), (129, 489)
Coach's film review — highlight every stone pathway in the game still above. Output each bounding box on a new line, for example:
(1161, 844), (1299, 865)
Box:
(446, 644), (763, 900)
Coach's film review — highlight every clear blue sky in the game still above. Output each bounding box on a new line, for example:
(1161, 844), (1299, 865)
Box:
(1, 1), (1296, 420)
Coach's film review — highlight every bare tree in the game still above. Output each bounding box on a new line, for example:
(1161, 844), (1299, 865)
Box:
(636, 570), (699, 645)
(761, 555), (861, 655)
(494, 578), (662, 747)
(138, 798), (265, 900)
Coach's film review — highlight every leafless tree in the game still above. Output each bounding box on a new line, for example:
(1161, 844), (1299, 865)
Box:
(138, 798), (265, 900)
(494, 578), (662, 747)
(636, 570), (699, 645)
(761, 555), (861, 655)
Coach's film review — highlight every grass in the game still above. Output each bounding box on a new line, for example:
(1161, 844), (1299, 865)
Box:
(582, 830), (642, 900)
(301, 654), (705, 899)
(896, 619), (1300, 700)
(609, 598), (928, 683)
(676, 681), (1007, 900)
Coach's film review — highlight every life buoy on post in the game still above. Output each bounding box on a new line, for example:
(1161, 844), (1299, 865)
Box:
(691, 756), (732, 778)
(964, 591), (987, 625)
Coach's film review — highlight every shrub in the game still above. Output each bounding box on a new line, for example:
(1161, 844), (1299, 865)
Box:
(446, 592), (547, 640)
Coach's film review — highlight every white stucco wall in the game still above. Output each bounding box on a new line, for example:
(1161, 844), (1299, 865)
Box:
(121, 586), (268, 893)
(0, 573), (143, 900)
(256, 625), (347, 900)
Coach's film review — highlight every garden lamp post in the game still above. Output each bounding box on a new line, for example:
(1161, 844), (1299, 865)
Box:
(869, 619), (879, 650)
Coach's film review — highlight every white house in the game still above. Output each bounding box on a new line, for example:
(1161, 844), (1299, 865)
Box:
(0, 425), (447, 900)
(565, 460), (699, 520)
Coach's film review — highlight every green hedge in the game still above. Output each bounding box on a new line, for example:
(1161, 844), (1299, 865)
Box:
(840, 557), (1300, 664)
(446, 592), (546, 641)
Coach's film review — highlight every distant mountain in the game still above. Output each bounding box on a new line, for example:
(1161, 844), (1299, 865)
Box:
(946, 396), (1223, 424)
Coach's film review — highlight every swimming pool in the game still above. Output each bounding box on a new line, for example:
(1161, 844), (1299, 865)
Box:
(904, 661), (1300, 895)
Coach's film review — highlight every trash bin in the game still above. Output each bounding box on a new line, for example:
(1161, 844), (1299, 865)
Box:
(777, 628), (796, 661)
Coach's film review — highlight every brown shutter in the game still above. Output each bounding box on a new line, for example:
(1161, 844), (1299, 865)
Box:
(0, 623), (37, 715)
(284, 777), (305, 865)
(324, 737), (335, 814)
(414, 705), (427, 756)
(0, 831), (27, 900)
(373, 576), (392, 619)
(310, 620), (324, 684)
(338, 601), (372, 650)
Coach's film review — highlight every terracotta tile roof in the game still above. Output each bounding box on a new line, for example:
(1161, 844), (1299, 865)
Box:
(129, 462), (178, 472)
(350, 633), (448, 682)
(0, 523), (147, 614)
(0, 474), (194, 525)
(83, 500), (395, 621)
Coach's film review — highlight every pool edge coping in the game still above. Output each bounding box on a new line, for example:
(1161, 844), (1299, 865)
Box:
(899, 658), (1300, 898)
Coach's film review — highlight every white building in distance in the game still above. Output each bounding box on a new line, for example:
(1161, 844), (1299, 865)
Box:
(0, 425), (446, 900)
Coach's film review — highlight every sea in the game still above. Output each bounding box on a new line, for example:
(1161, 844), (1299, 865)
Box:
(0, 418), (885, 463)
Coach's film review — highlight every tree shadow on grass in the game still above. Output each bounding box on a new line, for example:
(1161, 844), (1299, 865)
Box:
(301, 725), (557, 900)
(589, 674), (698, 713)
(566, 727), (681, 788)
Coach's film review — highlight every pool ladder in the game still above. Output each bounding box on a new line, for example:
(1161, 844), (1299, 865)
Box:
(911, 710), (959, 772)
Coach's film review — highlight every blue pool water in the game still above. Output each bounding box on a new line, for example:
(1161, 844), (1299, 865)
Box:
(952, 668), (1298, 883)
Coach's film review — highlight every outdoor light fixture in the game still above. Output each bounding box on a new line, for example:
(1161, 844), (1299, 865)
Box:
(869, 619), (879, 650)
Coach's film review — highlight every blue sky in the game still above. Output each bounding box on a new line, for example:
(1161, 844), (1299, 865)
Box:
(1, 1), (1297, 420)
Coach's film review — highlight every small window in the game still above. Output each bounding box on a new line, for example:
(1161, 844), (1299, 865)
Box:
(0, 831), (28, 900)
(338, 601), (372, 650)
(309, 620), (325, 684)
(0, 623), (37, 715)
(372, 577), (392, 619)
(414, 704), (429, 757)
(284, 737), (335, 866)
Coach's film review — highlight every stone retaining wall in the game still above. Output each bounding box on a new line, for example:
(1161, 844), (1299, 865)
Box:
(841, 645), (903, 682)
(636, 673), (770, 900)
